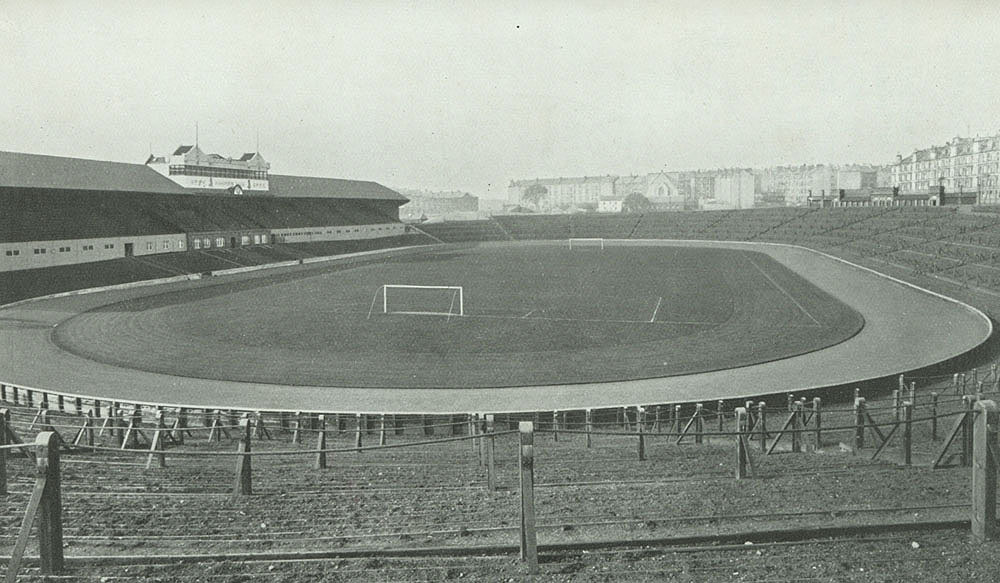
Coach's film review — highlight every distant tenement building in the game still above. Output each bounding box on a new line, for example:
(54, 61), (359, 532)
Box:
(893, 135), (1000, 204)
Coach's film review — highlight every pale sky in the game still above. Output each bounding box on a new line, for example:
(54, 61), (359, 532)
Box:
(2, 1), (999, 198)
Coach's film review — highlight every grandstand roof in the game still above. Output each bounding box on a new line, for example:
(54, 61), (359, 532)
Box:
(0, 151), (189, 195)
(269, 174), (407, 202)
(0, 150), (405, 202)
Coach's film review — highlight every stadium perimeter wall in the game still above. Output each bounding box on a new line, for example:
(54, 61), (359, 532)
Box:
(0, 239), (990, 414)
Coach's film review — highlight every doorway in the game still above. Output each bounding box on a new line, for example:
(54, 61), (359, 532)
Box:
(124, 243), (134, 257)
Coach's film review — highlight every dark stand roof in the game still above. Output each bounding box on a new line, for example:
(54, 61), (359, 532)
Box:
(0, 151), (189, 194)
(268, 174), (407, 202)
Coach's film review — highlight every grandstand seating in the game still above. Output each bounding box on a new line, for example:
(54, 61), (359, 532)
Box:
(14, 204), (1000, 305)
(0, 234), (433, 305)
(418, 220), (512, 243)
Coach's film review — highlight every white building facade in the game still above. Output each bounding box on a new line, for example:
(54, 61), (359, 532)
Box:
(893, 135), (1000, 204)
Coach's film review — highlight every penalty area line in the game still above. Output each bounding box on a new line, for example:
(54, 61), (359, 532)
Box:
(650, 297), (663, 323)
(741, 252), (822, 327)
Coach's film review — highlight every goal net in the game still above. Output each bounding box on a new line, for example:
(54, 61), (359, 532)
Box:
(568, 238), (605, 249)
(370, 285), (464, 318)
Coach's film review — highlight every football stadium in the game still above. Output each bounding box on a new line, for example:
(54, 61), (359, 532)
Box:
(1, 147), (1000, 580)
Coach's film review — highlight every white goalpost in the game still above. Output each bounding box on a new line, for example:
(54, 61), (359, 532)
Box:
(368, 285), (465, 319)
(568, 238), (605, 249)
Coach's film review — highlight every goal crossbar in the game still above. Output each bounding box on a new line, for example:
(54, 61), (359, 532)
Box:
(568, 238), (605, 249)
(380, 284), (464, 317)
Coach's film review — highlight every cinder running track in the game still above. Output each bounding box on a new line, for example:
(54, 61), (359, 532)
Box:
(0, 241), (991, 413)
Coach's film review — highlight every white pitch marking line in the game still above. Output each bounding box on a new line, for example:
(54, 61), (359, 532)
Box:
(650, 297), (663, 323)
(521, 310), (535, 319)
(368, 311), (818, 328)
(742, 252), (822, 327)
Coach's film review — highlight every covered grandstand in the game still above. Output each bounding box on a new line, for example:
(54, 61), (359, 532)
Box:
(0, 150), (410, 273)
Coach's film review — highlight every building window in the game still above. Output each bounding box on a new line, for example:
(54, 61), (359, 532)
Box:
(59, 246), (70, 252)
(215, 237), (225, 248)
(82, 245), (94, 251)
(163, 241), (170, 250)
(147, 242), (154, 251)
(105, 244), (114, 249)
(5, 250), (19, 257)
(193, 239), (201, 250)
(33, 248), (46, 254)
(241, 235), (250, 245)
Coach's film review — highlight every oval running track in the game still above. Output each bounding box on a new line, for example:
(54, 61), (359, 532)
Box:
(0, 240), (991, 414)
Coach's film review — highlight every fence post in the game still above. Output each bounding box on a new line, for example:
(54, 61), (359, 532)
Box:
(909, 381), (917, 407)
(85, 411), (95, 446)
(854, 397), (866, 452)
(486, 414), (496, 492)
(518, 422), (538, 574)
(791, 402), (802, 453)
(469, 414), (477, 448)
(972, 400), (998, 542)
(962, 396), (973, 467)
(636, 406), (646, 461)
(902, 401), (913, 466)
(931, 392), (939, 440)
(961, 373), (967, 395)
(379, 414), (388, 447)
(694, 403), (704, 445)
(585, 409), (593, 448)
(0, 409), (6, 495)
(786, 393), (794, 411)
(973, 368), (978, 389)
(315, 414), (327, 470)
(717, 400), (725, 432)
(479, 414), (488, 467)
(233, 415), (252, 496)
(292, 412), (302, 444)
(673, 405), (681, 435)
(812, 397), (822, 450)
(145, 411), (166, 469)
(551, 411), (559, 442)
(176, 408), (188, 445)
(893, 389), (901, 421)
(757, 402), (767, 453)
(355, 414), (363, 452)
(736, 407), (749, 479)
(33, 431), (63, 576)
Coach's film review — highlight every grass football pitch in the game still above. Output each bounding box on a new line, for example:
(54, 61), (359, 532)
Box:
(54, 245), (863, 388)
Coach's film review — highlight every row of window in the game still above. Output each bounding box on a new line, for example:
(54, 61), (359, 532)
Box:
(145, 240), (183, 251)
(281, 225), (399, 237)
(4, 240), (184, 258)
(169, 165), (268, 180)
(193, 237), (229, 250)
(3, 225), (398, 259)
